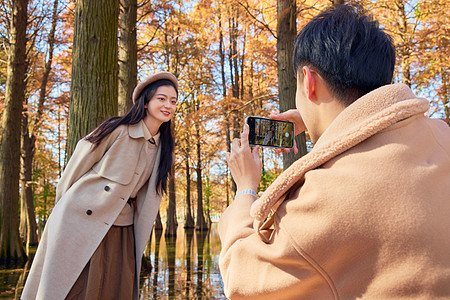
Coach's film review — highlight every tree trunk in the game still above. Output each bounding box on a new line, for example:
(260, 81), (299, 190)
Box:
(219, 12), (226, 99)
(225, 118), (235, 201)
(442, 69), (450, 125)
(230, 15), (240, 99)
(118, 0), (137, 115)
(195, 124), (207, 231)
(205, 175), (212, 226)
(165, 164), (177, 236)
(277, 0), (307, 169)
(184, 157), (194, 228)
(154, 210), (163, 231)
(240, 29), (246, 99)
(219, 10), (233, 205)
(67, 0), (119, 158)
(0, 0), (28, 266)
(19, 120), (38, 248)
(394, 0), (411, 87)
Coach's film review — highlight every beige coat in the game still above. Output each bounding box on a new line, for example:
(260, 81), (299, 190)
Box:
(219, 84), (450, 299)
(21, 122), (162, 300)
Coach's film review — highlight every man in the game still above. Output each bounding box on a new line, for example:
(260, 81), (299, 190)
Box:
(220, 4), (450, 299)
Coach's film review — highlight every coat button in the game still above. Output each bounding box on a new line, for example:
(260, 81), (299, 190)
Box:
(86, 210), (92, 215)
(104, 186), (110, 192)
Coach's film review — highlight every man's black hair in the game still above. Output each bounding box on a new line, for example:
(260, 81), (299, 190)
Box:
(293, 4), (395, 106)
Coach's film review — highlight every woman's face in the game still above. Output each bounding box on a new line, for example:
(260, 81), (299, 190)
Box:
(144, 85), (177, 126)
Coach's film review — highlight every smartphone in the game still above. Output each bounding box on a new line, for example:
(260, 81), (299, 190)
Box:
(245, 116), (294, 149)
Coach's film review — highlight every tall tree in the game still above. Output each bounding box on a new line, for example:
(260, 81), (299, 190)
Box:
(218, 10), (232, 206)
(67, 0), (119, 158)
(195, 103), (208, 231)
(227, 8), (242, 195)
(118, 0), (137, 115)
(20, 0), (59, 249)
(277, 0), (307, 169)
(184, 148), (194, 228)
(0, 0), (28, 266)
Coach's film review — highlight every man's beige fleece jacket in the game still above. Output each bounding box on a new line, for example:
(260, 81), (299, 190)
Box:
(219, 84), (450, 299)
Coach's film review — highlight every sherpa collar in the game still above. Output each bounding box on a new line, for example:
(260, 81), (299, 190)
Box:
(250, 83), (430, 221)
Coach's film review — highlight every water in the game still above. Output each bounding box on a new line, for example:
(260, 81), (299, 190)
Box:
(140, 223), (226, 299)
(0, 223), (226, 299)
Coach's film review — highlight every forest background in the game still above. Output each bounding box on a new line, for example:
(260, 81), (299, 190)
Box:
(0, 0), (448, 265)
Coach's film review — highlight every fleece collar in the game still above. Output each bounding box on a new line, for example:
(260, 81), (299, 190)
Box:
(250, 83), (430, 221)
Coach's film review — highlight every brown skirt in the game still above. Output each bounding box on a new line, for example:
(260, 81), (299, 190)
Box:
(65, 225), (136, 300)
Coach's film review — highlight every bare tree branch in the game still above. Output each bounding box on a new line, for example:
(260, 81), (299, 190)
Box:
(137, 21), (164, 52)
(225, 93), (277, 117)
(237, 1), (277, 39)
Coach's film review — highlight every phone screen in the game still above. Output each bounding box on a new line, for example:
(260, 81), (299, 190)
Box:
(246, 116), (294, 149)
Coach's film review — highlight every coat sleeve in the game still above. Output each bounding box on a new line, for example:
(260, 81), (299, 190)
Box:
(218, 193), (337, 300)
(55, 127), (125, 203)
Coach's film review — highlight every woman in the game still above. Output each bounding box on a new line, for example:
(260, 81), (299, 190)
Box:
(263, 125), (275, 146)
(21, 72), (178, 300)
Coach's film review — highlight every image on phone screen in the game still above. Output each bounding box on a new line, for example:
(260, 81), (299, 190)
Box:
(246, 116), (294, 149)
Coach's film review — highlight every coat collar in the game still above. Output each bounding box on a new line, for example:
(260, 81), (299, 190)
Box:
(315, 83), (423, 149)
(250, 83), (430, 221)
(128, 121), (145, 139)
(128, 120), (160, 146)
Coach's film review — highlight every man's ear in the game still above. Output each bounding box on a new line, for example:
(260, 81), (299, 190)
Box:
(302, 66), (316, 101)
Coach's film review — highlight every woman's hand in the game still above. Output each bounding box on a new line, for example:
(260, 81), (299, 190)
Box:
(271, 109), (307, 154)
(225, 124), (262, 193)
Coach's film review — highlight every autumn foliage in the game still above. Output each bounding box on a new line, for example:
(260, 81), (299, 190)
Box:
(0, 0), (448, 260)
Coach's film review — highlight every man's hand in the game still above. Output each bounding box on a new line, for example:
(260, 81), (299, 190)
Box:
(271, 110), (307, 154)
(225, 124), (262, 194)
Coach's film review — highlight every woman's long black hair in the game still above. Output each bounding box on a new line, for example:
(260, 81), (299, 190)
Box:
(85, 79), (177, 195)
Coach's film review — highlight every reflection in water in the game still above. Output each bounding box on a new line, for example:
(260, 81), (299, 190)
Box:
(0, 268), (23, 298)
(152, 228), (163, 299)
(196, 230), (207, 299)
(13, 261), (29, 299)
(185, 229), (194, 298)
(166, 234), (177, 299)
(140, 222), (226, 299)
(0, 223), (225, 299)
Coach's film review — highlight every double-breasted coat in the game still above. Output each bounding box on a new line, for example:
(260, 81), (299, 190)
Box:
(22, 121), (162, 300)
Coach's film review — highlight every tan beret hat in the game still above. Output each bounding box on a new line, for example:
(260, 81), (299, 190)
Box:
(132, 71), (179, 103)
